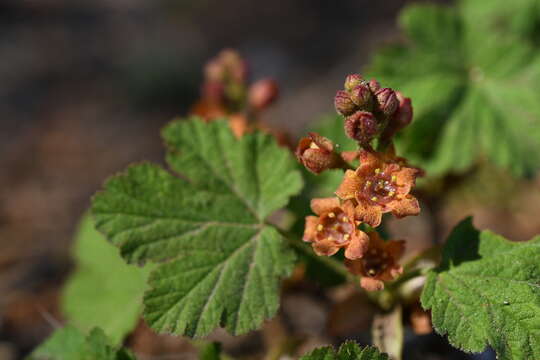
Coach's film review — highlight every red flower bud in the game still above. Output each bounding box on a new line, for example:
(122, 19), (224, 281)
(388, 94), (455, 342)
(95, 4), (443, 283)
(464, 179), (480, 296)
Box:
(380, 91), (413, 142)
(349, 83), (373, 110)
(344, 74), (364, 92)
(344, 111), (379, 146)
(295, 133), (345, 174)
(375, 88), (399, 117)
(249, 78), (279, 110)
(334, 90), (357, 116)
(368, 79), (381, 93)
(393, 91), (413, 130)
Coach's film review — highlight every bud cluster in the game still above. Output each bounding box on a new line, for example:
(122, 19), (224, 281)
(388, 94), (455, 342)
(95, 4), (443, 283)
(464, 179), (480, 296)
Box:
(191, 49), (280, 138)
(296, 74), (422, 292)
(334, 74), (412, 147)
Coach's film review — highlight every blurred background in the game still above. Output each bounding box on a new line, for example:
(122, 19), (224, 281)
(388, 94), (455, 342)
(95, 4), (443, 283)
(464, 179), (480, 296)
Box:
(1, 0), (539, 359)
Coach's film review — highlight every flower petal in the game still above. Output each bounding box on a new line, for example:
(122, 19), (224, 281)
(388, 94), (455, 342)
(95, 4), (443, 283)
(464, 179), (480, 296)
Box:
(308, 132), (333, 152)
(355, 202), (383, 228)
(312, 239), (340, 257)
(394, 167), (418, 195)
(341, 151), (359, 163)
(303, 216), (319, 242)
(345, 231), (369, 260)
(310, 197), (340, 215)
(360, 277), (385, 291)
(359, 149), (382, 168)
(386, 239), (406, 260)
(335, 170), (362, 200)
(390, 195), (420, 218)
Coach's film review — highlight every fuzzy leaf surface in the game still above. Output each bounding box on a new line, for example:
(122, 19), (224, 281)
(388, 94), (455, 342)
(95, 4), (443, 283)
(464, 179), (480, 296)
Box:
(421, 218), (540, 359)
(62, 214), (152, 344)
(368, 3), (540, 176)
(92, 118), (302, 337)
(299, 341), (389, 360)
(28, 326), (135, 360)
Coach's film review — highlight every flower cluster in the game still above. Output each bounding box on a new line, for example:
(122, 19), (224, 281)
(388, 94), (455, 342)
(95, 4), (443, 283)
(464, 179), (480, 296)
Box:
(297, 74), (421, 291)
(191, 49), (279, 138)
(334, 74), (412, 147)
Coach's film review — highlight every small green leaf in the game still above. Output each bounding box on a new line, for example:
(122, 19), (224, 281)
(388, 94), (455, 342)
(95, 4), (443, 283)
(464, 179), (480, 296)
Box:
(92, 118), (302, 337)
(421, 218), (540, 360)
(62, 214), (153, 344)
(299, 341), (389, 360)
(28, 326), (135, 360)
(368, 3), (540, 177)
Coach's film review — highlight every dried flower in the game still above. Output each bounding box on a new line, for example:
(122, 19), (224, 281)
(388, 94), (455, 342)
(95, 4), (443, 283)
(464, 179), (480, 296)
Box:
(375, 88), (399, 118)
(334, 90), (357, 116)
(296, 133), (347, 174)
(335, 149), (421, 227)
(249, 78), (279, 110)
(344, 111), (379, 146)
(344, 74), (364, 92)
(303, 198), (369, 259)
(345, 231), (405, 291)
(349, 83), (373, 110)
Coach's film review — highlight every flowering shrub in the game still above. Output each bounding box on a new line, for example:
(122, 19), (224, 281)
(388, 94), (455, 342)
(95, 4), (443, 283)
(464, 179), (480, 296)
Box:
(29, 2), (540, 358)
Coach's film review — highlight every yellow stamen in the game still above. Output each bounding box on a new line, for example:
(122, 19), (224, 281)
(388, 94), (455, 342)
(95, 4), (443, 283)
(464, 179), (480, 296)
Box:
(391, 175), (397, 182)
(368, 269), (377, 276)
(328, 212), (335, 218)
(343, 234), (350, 241)
(309, 142), (320, 150)
(342, 216), (349, 222)
(365, 180), (372, 186)
(317, 224), (324, 231)
(371, 196), (378, 201)
(374, 168), (381, 174)
(388, 191), (395, 197)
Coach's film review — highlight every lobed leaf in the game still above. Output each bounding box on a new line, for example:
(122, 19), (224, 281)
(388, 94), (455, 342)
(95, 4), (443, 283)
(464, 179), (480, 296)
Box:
(92, 118), (302, 337)
(299, 341), (389, 360)
(421, 218), (540, 360)
(368, 3), (540, 177)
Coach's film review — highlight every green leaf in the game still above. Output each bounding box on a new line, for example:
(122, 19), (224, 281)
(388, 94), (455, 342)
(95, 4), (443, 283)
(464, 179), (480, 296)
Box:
(299, 341), (389, 360)
(92, 118), (302, 337)
(368, 3), (540, 177)
(421, 218), (540, 360)
(459, 0), (540, 44)
(28, 326), (135, 360)
(61, 214), (153, 344)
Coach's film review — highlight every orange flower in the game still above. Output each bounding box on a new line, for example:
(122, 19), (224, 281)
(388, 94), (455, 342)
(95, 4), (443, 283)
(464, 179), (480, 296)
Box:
(335, 149), (420, 227)
(303, 197), (369, 260)
(345, 231), (405, 291)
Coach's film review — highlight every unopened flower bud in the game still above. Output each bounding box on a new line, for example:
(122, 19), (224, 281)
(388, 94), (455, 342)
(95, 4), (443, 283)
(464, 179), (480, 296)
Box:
(368, 79), (381, 93)
(393, 91), (413, 130)
(205, 60), (225, 81)
(380, 91), (413, 142)
(375, 88), (399, 117)
(349, 83), (373, 110)
(344, 74), (364, 92)
(344, 111), (378, 146)
(202, 81), (224, 102)
(296, 133), (345, 174)
(334, 90), (356, 116)
(249, 78), (279, 110)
